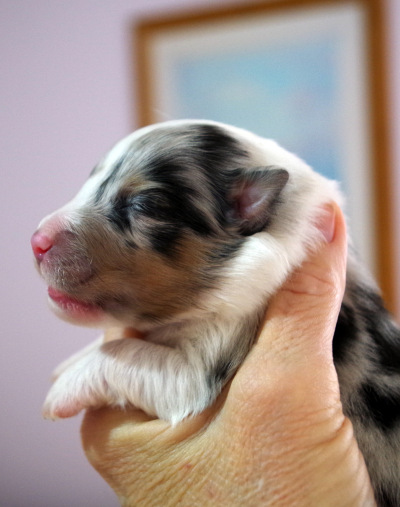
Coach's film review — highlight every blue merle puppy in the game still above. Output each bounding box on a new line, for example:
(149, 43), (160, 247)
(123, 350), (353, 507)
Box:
(32, 120), (400, 505)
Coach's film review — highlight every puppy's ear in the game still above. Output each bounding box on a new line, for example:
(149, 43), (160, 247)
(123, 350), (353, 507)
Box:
(229, 167), (289, 236)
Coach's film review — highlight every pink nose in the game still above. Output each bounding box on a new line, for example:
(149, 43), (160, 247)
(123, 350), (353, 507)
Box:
(31, 231), (53, 261)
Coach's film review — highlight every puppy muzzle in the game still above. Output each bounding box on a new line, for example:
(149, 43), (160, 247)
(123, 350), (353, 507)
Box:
(31, 228), (94, 291)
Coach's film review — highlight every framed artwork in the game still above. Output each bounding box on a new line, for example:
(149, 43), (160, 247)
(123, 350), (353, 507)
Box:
(134, 0), (395, 312)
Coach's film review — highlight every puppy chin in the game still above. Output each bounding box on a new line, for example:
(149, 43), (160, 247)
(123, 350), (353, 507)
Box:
(47, 290), (107, 328)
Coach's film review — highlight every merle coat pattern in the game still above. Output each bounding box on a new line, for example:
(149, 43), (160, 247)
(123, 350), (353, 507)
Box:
(32, 120), (400, 506)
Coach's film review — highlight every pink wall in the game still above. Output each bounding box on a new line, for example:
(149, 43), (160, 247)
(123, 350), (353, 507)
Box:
(1, 0), (399, 505)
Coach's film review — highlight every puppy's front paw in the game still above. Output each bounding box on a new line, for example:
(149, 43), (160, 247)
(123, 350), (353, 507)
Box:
(42, 360), (109, 420)
(51, 337), (104, 382)
(42, 378), (90, 420)
(42, 391), (86, 420)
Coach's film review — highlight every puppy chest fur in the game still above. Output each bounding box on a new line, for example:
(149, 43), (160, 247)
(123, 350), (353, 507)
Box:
(32, 120), (400, 506)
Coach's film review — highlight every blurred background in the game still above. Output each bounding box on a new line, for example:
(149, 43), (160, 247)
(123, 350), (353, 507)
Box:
(1, 0), (399, 505)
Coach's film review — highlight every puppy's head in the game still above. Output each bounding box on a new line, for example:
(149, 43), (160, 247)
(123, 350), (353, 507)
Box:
(31, 120), (337, 329)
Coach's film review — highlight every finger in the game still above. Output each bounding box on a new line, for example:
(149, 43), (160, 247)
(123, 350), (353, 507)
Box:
(227, 203), (347, 416)
(258, 202), (347, 366)
(81, 391), (227, 467)
(80, 400), (228, 501)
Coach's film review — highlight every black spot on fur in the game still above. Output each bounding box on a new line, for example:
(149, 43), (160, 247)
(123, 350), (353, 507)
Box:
(373, 319), (400, 374)
(106, 194), (132, 232)
(124, 239), (137, 249)
(143, 124), (250, 233)
(129, 189), (171, 218)
(193, 125), (249, 227)
(148, 223), (183, 257)
(193, 125), (248, 181)
(194, 124), (247, 163)
(94, 157), (126, 203)
(360, 383), (400, 431)
(376, 486), (398, 507)
(208, 358), (234, 390)
(332, 302), (358, 364)
(351, 284), (400, 374)
(208, 239), (245, 267)
(141, 162), (215, 236)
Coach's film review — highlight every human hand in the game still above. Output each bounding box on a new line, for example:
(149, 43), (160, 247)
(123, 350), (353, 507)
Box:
(81, 204), (376, 506)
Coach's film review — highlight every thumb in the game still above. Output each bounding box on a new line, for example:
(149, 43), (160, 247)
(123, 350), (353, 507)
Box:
(259, 202), (347, 367)
(228, 203), (347, 413)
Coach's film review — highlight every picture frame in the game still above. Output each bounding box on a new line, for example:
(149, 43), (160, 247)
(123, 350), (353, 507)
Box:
(134, 0), (395, 313)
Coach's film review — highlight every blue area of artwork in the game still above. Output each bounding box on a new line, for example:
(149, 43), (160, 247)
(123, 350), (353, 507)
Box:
(172, 35), (342, 182)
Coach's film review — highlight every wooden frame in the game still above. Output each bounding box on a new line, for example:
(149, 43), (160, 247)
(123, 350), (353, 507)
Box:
(134, 0), (395, 313)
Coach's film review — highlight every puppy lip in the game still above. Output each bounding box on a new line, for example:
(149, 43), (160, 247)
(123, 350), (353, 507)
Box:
(47, 286), (102, 317)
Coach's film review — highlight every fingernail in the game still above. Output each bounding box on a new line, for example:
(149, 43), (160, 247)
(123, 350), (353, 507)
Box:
(317, 204), (336, 243)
